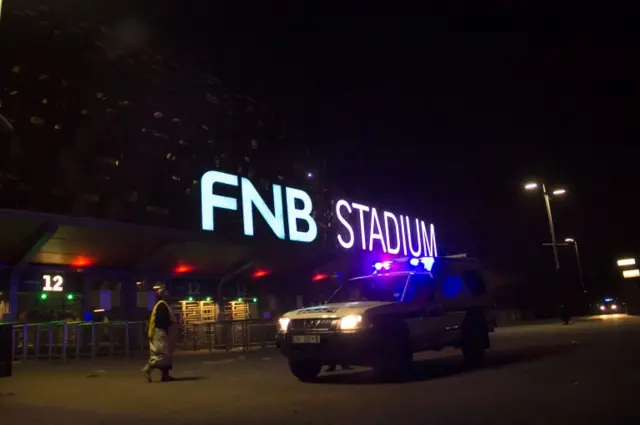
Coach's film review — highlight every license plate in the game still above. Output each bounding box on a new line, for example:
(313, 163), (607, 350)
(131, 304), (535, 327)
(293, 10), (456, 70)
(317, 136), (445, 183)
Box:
(293, 335), (320, 344)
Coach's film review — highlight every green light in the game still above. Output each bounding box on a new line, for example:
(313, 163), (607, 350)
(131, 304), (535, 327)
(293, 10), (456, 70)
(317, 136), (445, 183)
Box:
(237, 298), (242, 302)
(66, 293), (74, 300)
(188, 296), (194, 302)
(40, 293), (48, 300)
(205, 296), (212, 302)
(252, 298), (257, 303)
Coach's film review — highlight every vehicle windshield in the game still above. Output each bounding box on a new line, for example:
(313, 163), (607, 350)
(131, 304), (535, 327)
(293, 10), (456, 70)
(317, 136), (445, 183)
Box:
(328, 275), (410, 303)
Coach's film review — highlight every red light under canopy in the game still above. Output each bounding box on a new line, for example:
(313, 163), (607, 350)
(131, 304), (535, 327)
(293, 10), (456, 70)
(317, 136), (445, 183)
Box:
(312, 273), (328, 282)
(174, 264), (193, 274)
(71, 256), (94, 268)
(252, 269), (270, 279)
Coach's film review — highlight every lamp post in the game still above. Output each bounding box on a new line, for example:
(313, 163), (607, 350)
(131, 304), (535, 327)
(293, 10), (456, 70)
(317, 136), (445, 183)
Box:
(524, 182), (567, 271)
(564, 238), (585, 291)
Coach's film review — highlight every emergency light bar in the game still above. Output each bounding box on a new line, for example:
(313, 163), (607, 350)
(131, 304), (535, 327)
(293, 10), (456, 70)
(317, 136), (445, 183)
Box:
(373, 257), (435, 274)
(374, 261), (392, 271)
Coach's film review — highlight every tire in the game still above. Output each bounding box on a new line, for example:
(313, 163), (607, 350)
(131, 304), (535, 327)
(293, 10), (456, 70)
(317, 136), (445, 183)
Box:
(289, 360), (322, 382)
(372, 334), (412, 382)
(461, 310), (489, 367)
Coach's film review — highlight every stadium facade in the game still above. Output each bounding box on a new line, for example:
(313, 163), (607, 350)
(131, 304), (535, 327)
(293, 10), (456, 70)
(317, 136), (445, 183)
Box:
(0, 1), (336, 321)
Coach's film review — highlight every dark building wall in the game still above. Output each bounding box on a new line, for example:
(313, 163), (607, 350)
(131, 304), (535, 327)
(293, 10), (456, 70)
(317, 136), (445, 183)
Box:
(0, 1), (332, 243)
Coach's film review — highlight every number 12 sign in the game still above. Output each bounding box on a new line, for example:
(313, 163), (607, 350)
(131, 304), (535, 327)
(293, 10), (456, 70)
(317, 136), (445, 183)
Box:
(42, 275), (64, 292)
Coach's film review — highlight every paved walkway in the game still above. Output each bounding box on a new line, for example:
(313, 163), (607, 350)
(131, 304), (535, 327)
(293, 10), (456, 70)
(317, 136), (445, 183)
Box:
(2, 316), (637, 425)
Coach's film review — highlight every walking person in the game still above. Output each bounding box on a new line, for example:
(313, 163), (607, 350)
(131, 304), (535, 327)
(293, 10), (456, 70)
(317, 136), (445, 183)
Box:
(142, 289), (178, 382)
(560, 302), (572, 325)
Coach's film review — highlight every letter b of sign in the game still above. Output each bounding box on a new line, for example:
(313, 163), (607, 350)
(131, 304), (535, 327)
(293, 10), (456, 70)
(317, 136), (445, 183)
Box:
(285, 187), (317, 243)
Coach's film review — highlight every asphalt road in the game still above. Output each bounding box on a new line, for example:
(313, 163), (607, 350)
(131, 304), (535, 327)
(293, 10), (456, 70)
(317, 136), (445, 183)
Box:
(1, 315), (638, 425)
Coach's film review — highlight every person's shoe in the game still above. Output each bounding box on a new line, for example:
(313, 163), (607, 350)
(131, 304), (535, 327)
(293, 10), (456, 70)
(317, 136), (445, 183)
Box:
(325, 365), (336, 372)
(142, 364), (152, 382)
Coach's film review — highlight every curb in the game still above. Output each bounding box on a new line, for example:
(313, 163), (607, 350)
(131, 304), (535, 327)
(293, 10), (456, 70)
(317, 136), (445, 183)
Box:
(497, 317), (592, 328)
(12, 348), (280, 369)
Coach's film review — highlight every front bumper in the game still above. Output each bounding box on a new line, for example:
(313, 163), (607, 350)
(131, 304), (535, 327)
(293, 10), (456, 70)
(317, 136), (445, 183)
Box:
(276, 329), (377, 365)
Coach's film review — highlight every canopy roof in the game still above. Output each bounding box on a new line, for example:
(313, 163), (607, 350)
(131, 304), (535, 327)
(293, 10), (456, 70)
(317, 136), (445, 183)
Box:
(0, 209), (327, 278)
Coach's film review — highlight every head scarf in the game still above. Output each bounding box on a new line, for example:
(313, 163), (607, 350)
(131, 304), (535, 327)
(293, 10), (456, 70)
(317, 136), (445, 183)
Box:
(156, 288), (169, 301)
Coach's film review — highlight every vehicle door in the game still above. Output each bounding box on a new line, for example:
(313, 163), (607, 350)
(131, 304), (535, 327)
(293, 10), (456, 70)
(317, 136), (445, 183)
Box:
(430, 273), (469, 346)
(402, 273), (437, 349)
(461, 270), (493, 330)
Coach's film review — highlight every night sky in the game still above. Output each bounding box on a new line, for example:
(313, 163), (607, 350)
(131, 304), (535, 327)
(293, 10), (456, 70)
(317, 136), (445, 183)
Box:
(10, 1), (637, 292)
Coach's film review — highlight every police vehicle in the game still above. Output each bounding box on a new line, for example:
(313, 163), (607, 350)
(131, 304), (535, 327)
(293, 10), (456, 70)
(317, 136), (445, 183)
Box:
(276, 256), (495, 382)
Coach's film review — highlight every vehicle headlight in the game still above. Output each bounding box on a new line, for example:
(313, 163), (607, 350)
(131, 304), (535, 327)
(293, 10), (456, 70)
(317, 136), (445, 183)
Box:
(278, 317), (290, 332)
(611, 304), (617, 310)
(599, 305), (606, 311)
(339, 314), (362, 330)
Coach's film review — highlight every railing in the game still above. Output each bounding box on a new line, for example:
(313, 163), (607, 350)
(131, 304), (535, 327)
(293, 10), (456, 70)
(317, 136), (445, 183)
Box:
(8, 319), (278, 362)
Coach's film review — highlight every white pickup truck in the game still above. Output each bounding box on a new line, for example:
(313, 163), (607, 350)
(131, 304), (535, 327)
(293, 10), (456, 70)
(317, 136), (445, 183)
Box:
(276, 256), (495, 382)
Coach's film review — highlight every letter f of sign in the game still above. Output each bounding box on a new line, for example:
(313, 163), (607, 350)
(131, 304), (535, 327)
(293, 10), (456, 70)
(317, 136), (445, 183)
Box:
(200, 171), (239, 231)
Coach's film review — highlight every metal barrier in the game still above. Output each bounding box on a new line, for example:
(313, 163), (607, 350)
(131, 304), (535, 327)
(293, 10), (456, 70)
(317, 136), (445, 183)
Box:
(495, 310), (525, 326)
(9, 319), (278, 362)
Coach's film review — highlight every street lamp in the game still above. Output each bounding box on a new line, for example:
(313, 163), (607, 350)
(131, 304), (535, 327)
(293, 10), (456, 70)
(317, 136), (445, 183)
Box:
(564, 238), (585, 291)
(524, 181), (567, 270)
(617, 258), (636, 267)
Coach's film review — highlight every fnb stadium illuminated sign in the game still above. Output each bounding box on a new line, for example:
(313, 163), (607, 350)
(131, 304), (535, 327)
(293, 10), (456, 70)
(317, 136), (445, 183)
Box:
(200, 171), (317, 243)
(335, 200), (437, 257)
(200, 171), (438, 256)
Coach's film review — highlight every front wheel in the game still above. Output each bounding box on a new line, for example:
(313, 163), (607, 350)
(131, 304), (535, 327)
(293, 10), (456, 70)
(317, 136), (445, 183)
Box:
(372, 338), (412, 382)
(289, 360), (322, 382)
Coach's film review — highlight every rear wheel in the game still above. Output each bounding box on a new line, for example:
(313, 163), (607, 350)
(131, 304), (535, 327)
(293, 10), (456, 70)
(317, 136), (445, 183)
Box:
(461, 310), (489, 367)
(289, 360), (322, 382)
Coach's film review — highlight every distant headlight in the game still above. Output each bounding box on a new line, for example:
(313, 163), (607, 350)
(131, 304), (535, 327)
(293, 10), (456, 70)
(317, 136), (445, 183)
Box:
(339, 314), (363, 330)
(599, 305), (606, 311)
(611, 304), (617, 310)
(278, 317), (290, 332)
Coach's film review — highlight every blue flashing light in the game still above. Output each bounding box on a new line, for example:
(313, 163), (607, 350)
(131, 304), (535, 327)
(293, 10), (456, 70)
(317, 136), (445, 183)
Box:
(420, 257), (435, 272)
(408, 257), (435, 271)
(604, 298), (614, 302)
